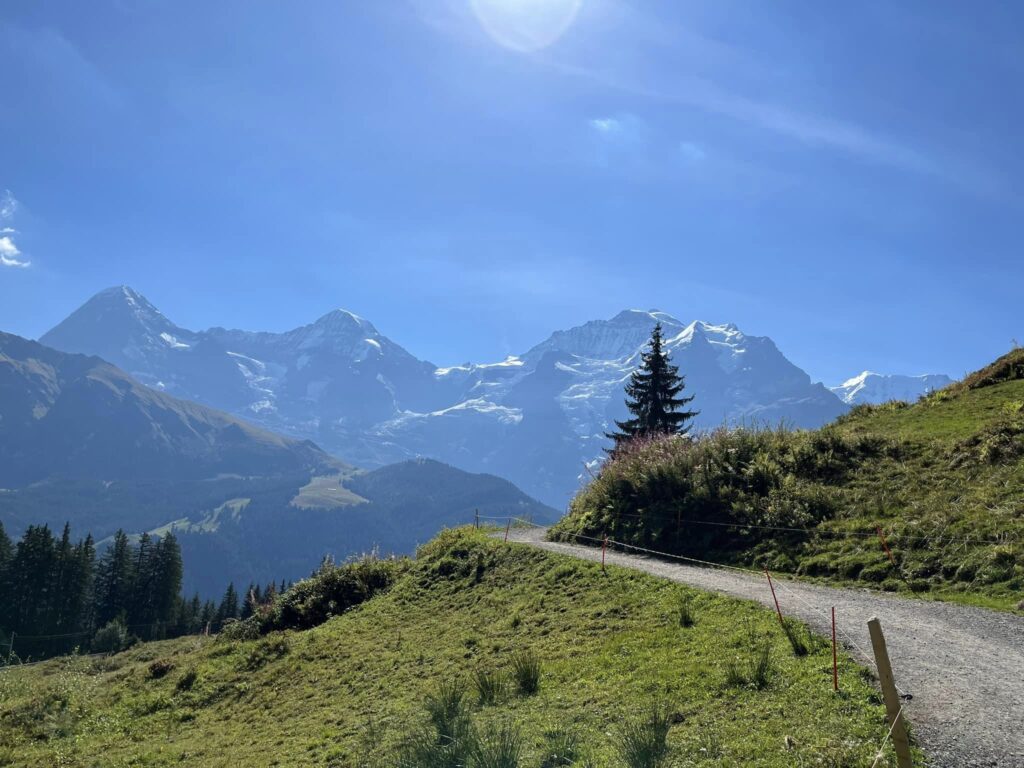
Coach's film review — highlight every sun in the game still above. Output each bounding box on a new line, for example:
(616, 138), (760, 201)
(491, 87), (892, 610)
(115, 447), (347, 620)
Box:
(470, 0), (583, 52)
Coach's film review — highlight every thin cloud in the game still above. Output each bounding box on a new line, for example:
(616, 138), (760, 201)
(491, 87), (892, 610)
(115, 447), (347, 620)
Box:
(561, 59), (933, 173)
(678, 141), (706, 163)
(0, 191), (31, 268)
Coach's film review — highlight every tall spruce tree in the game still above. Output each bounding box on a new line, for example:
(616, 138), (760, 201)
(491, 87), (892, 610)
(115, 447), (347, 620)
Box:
(94, 530), (135, 627)
(216, 583), (239, 627)
(607, 323), (698, 450)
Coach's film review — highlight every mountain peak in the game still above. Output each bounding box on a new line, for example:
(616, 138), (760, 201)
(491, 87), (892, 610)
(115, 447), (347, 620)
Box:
(609, 308), (684, 328)
(41, 285), (183, 364)
(313, 308), (375, 332)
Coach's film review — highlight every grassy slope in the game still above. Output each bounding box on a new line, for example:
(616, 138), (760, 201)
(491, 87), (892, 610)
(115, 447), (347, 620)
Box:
(0, 529), (907, 767)
(553, 351), (1024, 611)
(803, 378), (1024, 608)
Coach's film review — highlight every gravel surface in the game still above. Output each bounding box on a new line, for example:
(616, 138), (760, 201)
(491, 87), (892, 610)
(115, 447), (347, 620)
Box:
(506, 527), (1024, 768)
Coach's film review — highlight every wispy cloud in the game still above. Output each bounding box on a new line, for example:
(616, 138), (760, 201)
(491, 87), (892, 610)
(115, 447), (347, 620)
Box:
(561, 58), (934, 174)
(0, 191), (31, 268)
(678, 141), (706, 163)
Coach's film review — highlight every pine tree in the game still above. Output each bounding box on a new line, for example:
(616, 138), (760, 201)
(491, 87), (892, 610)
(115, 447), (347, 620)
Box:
(3, 525), (57, 639)
(241, 583), (258, 620)
(0, 522), (12, 618)
(216, 583), (239, 627)
(94, 530), (135, 627)
(607, 322), (698, 449)
(151, 534), (183, 630)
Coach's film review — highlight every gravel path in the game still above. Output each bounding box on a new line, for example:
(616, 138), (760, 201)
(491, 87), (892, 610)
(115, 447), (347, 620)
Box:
(506, 527), (1024, 768)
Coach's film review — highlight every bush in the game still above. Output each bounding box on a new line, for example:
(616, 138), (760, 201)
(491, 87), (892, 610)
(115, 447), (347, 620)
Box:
(147, 659), (174, 680)
(510, 651), (542, 696)
(91, 619), (130, 655)
(616, 706), (672, 768)
(221, 555), (403, 641)
(551, 427), (859, 560)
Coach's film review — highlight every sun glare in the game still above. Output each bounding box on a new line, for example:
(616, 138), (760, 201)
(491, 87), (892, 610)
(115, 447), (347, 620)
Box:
(470, 0), (583, 52)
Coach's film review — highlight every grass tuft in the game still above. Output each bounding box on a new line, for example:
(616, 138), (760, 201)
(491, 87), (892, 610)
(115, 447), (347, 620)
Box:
(510, 650), (542, 696)
(677, 594), (695, 628)
(470, 722), (524, 768)
(540, 728), (584, 767)
(616, 706), (672, 768)
(472, 668), (506, 707)
(424, 679), (472, 743)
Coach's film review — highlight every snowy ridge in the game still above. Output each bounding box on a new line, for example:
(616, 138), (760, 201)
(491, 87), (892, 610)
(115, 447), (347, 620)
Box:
(42, 291), (854, 506)
(830, 371), (953, 405)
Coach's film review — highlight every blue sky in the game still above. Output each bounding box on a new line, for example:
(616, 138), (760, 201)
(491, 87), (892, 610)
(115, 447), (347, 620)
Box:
(1, 0), (1021, 384)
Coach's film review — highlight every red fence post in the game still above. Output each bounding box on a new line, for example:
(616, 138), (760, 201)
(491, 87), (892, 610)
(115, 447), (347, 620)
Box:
(764, 568), (785, 626)
(831, 606), (839, 692)
(602, 535), (607, 572)
(504, 518), (511, 543)
(876, 526), (898, 567)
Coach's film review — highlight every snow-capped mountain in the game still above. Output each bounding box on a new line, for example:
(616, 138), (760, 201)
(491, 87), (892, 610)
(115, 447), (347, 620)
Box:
(830, 371), (953, 405)
(41, 289), (850, 506)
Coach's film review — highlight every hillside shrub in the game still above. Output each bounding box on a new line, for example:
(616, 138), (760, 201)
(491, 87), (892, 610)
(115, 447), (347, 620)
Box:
(91, 619), (130, 654)
(221, 554), (404, 639)
(146, 659), (174, 680)
(551, 428), (871, 559)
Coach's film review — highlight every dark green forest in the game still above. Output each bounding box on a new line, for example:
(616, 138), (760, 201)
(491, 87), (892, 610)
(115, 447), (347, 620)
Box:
(0, 522), (276, 663)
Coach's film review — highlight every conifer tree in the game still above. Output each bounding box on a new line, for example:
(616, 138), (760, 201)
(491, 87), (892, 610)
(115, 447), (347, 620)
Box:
(216, 583), (239, 626)
(95, 530), (135, 627)
(0, 522), (12, 613)
(607, 323), (698, 450)
(151, 534), (183, 631)
(241, 583), (258, 619)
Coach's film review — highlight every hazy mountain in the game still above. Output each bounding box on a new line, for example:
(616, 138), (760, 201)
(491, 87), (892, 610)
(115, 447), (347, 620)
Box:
(830, 371), (954, 405)
(42, 289), (851, 506)
(0, 332), (556, 594)
(0, 330), (335, 488)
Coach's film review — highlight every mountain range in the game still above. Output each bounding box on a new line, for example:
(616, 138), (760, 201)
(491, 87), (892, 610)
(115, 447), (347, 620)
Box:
(0, 330), (555, 594)
(40, 287), (951, 507)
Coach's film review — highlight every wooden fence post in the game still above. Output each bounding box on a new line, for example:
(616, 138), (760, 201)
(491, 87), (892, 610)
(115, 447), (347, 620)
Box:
(475, 509), (479, 529)
(602, 535), (607, 572)
(867, 617), (913, 768)
(504, 518), (511, 543)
